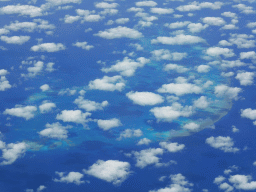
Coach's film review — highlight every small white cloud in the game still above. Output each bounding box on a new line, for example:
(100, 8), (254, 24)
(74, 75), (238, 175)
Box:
(1, 36), (30, 45)
(0, 5), (43, 17)
(54, 172), (84, 185)
(235, 72), (254, 86)
(206, 47), (235, 58)
(214, 85), (241, 100)
(151, 49), (187, 61)
(115, 18), (129, 24)
(197, 65), (211, 73)
(72, 41), (94, 50)
(39, 101), (56, 113)
(164, 63), (189, 73)
(187, 23), (208, 33)
(40, 84), (50, 92)
(206, 136), (239, 153)
(95, 2), (118, 9)
(183, 122), (200, 131)
(202, 17), (226, 26)
(95, 26), (143, 39)
(241, 108), (256, 121)
(159, 142), (185, 152)
(31, 43), (66, 52)
(84, 160), (131, 185)
(240, 51), (256, 60)
(39, 122), (71, 139)
(74, 96), (108, 111)
(126, 91), (164, 106)
(56, 110), (91, 125)
(117, 129), (143, 140)
(150, 8), (173, 14)
(137, 138), (151, 145)
(4, 105), (37, 120)
(97, 118), (122, 130)
(88, 75), (125, 91)
(229, 174), (256, 190)
(193, 96), (209, 109)
(232, 125), (239, 133)
(151, 34), (205, 45)
(136, 1), (157, 7)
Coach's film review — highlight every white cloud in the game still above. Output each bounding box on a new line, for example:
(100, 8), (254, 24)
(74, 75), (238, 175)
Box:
(97, 118), (122, 130)
(136, 1), (157, 7)
(235, 72), (254, 86)
(193, 96), (209, 109)
(165, 21), (191, 29)
(95, 26), (143, 39)
(1, 36), (30, 45)
(187, 23), (208, 33)
(45, 0), (81, 6)
(241, 108), (256, 120)
(202, 17), (226, 26)
(233, 3), (255, 14)
(206, 47), (235, 58)
(137, 138), (151, 145)
(240, 51), (256, 60)
(176, 1), (223, 11)
(0, 141), (27, 165)
(54, 172), (84, 185)
(229, 34), (255, 49)
(39, 122), (71, 139)
(218, 40), (233, 46)
(150, 8), (173, 14)
(84, 160), (131, 185)
(31, 43), (66, 52)
(219, 182), (234, 192)
(115, 18), (129, 24)
(88, 75), (125, 91)
(74, 96), (108, 111)
(159, 142), (185, 152)
(229, 175), (256, 190)
(214, 85), (241, 100)
(26, 61), (44, 77)
(220, 60), (245, 68)
(95, 2), (118, 9)
(0, 75), (11, 91)
(221, 72), (234, 77)
(150, 102), (193, 122)
(206, 136), (239, 153)
(64, 15), (80, 23)
(102, 57), (150, 76)
(221, 12), (237, 18)
(164, 64), (189, 73)
(118, 129), (143, 140)
(183, 122), (200, 131)
(56, 110), (91, 125)
(46, 62), (55, 72)
(126, 91), (164, 106)
(247, 22), (256, 28)
(40, 84), (50, 92)
(158, 82), (202, 96)
(37, 185), (46, 192)
(221, 24), (238, 30)
(73, 41), (94, 50)
(232, 125), (239, 133)
(0, 5), (43, 17)
(4, 105), (37, 120)
(214, 175), (226, 185)
(197, 65), (211, 73)
(132, 148), (164, 168)
(39, 101), (56, 113)
(151, 34), (205, 45)
(152, 49), (187, 61)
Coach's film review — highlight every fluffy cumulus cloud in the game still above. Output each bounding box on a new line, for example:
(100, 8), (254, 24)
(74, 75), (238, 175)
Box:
(95, 26), (143, 39)
(229, 174), (256, 190)
(3, 105), (37, 120)
(40, 84), (50, 92)
(39, 101), (56, 113)
(150, 174), (193, 192)
(72, 41), (94, 50)
(56, 110), (91, 125)
(164, 63), (189, 73)
(88, 75), (125, 91)
(39, 122), (72, 139)
(0, 70), (11, 91)
(206, 136), (239, 153)
(31, 43), (66, 52)
(132, 148), (164, 168)
(214, 85), (241, 100)
(117, 129), (143, 140)
(150, 8), (174, 14)
(176, 1), (223, 11)
(0, 5), (43, 17)
(241, 108), (256, 124)
(183, 122), (200, 131)
(151, 49), (187, 61)
(54, 172), (84, 185)
(135, 1), (157, 7)
(158, 82), (202, 96)
(97, 118), (122, 130)
(235, 72), (254, 86)
(206, 47), (235, 58)
(187, 23), (208, 33)
(202, 17), (226, 26)
(229, 33), (255, 49)
(95, 2), (118, 9)
(101, 57), (150, 76)
(150, 102), (193, 122)
(137, 138), (151, 145)
(165, 21), (191, 29)
(74, 96), (108, 111)
(240, 51), (256, 60)
(197, 65), (211, 73)
(159, 142), (185, 152)
(1, 35), (30, 45)
(151, 34), (205, 45)
(193, 96), (209, 109)
(84, 160), (131, 185)
(126, 91), (164, 106)
(0, 141), (27, 165)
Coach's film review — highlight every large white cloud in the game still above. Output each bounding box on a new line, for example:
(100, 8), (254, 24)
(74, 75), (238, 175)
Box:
(97, 118), (122, 130)
(176, 1), (223, 11)
(150, 103), (193, 122)
(31, 43), (66, 52)
(229, 33), (255, 49)
(84, 160), (131, 185)
(159, 142), (185, 152)
(54, 172), (84, 185)
(206, 47), (235, 58)
(229, 174), (256, 190)
(95, 26), (143, 39)
(202, 17), (226, 26)
(56, 110), (91, 125)
(88, 75), (125, 91)
(0, 5), (43, 17)
(3, 105), (37, 120)
(95, 2), (118, 9)
(157, 82), (202, 96)
(235, 72), (254, 86)
(241, 108), (256, 121)
(74, 96), (108, 111)
(1, 36), (30, 45)
(214, 85), (241, 100)
(151, 34), (205, 45)
(206, 136), (239, 153)
(39, 122), (72, 139)
(126, 91), (164, 106)
(101, 57), (150, 76)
